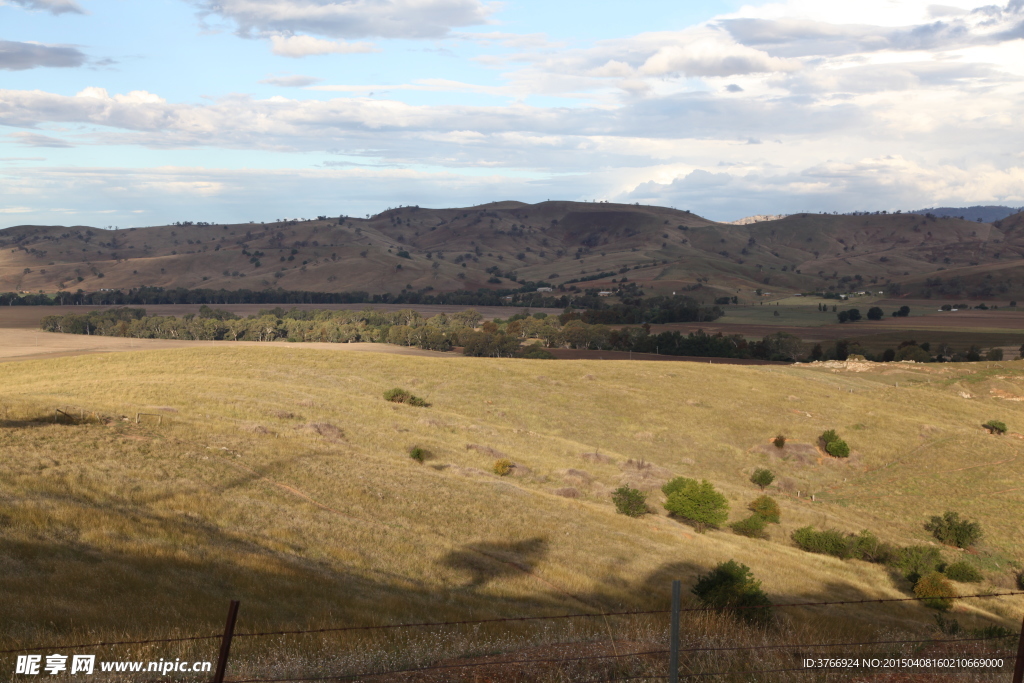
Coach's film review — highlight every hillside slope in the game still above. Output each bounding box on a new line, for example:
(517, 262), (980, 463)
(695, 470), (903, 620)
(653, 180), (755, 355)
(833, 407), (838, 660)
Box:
(1, 348), (1021, 654)
(2, 202), (1023, 300)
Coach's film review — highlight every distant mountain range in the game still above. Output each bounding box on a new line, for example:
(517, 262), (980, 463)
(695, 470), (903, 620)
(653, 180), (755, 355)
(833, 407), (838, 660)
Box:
(4, 201), (1024, 300)
(911, 205), (1024, 222)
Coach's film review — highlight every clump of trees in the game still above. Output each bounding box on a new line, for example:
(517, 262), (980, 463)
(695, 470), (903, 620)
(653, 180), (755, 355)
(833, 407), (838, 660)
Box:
(791, 528), (897, 563)
(662, 477), (729, 532)
(692, 560), (773, 625)
(924, 511), (982, 548)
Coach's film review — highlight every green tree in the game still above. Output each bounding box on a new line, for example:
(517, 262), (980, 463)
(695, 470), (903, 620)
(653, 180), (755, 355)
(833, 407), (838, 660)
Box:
(691, 560), (773, 624)
(750, 468), (774, 490)
(662, 478), (729, 532)
(867, 306), (884, 321)
(924, 511), (982, 548)
(611, 486), (648, 517)
(748, 495), (780, 523)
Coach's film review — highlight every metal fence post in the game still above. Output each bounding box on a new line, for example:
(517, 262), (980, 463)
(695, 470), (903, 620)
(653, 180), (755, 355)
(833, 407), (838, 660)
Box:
(212, 600), (240, 683)
(669, 580), (680, 683)
(1012, 611), (1024, 683)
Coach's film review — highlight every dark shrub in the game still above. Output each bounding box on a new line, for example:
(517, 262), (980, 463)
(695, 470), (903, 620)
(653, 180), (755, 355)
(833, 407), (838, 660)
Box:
(791, 527), (852, 558)
(750, 468), (774, 490)
(748, 495), (780, 523)
(519, 342), (556, 359)
(730, 515), (768, 539)
(612, 486), (648, 517)
(772, 434), (786, 448)
(925, 511), (982, 548)
(825, 439), (850, 458)
(662, 478), (729, 532)
(1016, 571), (1024, 590)
(943, 561), (983, 583)
(384, 388), (430, 407)
(692, 560), (773, 625)
(819, 429), (850, 457)
(409, 446), (430, 463)
(915, 572), (956, 611)
(849, 531), (898, 564)
(895, 546), (943, 583)
(867, 307), (883, 321)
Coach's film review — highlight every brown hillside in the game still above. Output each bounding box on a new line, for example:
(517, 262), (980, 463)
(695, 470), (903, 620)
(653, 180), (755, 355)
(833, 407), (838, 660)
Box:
(2, 203), (1022, 300)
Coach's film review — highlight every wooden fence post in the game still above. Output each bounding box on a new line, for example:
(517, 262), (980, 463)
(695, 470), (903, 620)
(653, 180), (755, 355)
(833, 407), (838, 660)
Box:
(669, 580), (680, 683)
(1012, 611), (1024, 683)
(212, 600), (240, 683)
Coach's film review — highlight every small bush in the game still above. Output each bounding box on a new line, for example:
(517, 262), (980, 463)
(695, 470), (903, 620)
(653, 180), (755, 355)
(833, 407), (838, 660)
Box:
(849, 531), (898, 564)
(925, 511), (982, 548)
(819, 429), (839, 445)
(662, 478), (729, 532)
(408, 446), (430, 463)
(773, 434), (786, 448)
(612, 486), (648, 517)
(943, 561), (983, 583)
(692, 560), (773, 625)
(1017, 571), (1024, 590)
(730, 515), (768, 539)
(383, 388), (430, 407)
(519, 343), (556, 359)
(748, 495), (780, 524)
(493, 459), (514, 476)
(915, 571), (956, 611)
(750, 468), (774, 490)
(895, 546), (943, 583)
(825, 438), (850, 458)
(791, 527), (852, 558)
(983, 420), (1007, 434)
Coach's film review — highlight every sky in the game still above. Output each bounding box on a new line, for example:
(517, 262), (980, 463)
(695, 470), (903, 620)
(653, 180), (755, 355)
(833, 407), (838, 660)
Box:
(1, 0), (1023, 226)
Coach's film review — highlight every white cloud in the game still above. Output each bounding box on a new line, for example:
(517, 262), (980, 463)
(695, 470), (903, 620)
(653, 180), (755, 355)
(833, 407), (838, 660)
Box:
(268, 34), (377, 57)
(194, 0), (496, 40)
(9, 131), (74, 147)
(259, 74), (324, 86)
(0, 40), (87, 70)
(4, 0), (84, 14)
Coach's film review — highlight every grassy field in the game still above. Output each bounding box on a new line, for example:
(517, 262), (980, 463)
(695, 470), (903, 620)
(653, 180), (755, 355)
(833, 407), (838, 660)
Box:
(1, 349), (1022, 678)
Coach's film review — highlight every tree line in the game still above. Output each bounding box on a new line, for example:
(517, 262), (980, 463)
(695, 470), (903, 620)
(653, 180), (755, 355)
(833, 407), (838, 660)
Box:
(40, 305), (787, 359)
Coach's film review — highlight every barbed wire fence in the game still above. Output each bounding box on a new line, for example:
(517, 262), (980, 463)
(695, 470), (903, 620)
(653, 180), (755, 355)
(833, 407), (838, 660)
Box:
(6, 589), (1023, 682)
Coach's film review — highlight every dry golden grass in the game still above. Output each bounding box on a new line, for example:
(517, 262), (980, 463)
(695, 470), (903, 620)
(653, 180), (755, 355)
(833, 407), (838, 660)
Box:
(1, 349), (1021, 679)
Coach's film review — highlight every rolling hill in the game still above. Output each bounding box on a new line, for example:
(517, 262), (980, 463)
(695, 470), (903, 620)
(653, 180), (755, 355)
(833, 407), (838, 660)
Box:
(3, 201), (1024, 301)
(1, 347), (1021, 676)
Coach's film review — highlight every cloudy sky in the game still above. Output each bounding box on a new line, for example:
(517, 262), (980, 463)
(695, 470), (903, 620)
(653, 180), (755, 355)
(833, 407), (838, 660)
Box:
(2, 0), (1023, 226)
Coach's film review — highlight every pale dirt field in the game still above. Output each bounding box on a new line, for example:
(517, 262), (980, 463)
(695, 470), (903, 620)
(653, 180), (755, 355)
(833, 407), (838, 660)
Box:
(0, 328), (448, 362)
(0, 303), (562, 329)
